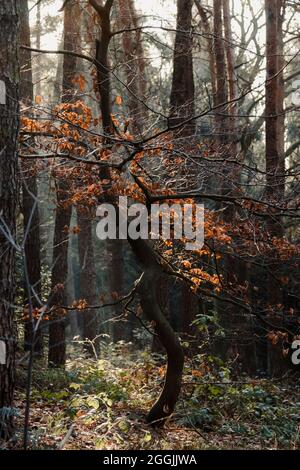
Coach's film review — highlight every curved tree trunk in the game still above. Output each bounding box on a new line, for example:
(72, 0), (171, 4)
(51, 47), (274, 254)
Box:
(129, 239), (184, 426)
(89, 0), (184, 424)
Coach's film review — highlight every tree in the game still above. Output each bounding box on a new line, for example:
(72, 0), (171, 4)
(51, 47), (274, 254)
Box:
(48, 0), (81, 367)
(15, 0), (300, 434)
(20, 0), (43, 356)
(195, 0), (217, 105)
(117, 0), (146, 134)
(222, 0), (238, 159)
(0, 0), (20, 438)
(87, 0), (185, 425)
(169, 0), (195, 136)
(213, 0), (228, 143)
(265, 0), (285, 220)
(265, 0), (286, 375)
(77, 209), (99, 355)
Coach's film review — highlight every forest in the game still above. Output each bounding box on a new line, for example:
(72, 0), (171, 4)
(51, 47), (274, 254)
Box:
(0, 0), (300, 454)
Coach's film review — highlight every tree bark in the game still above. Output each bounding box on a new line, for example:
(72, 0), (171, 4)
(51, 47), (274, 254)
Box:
(195, 0), (217, 106)
(213, 0), (228, 144)
(222, 0), (238, 158)
(20, 0), (43, 356)
(117, 0), (146, 134)
(265, 0), (286, 376)
(265, 0), (284, 217)
(48, 1), (81, 367)
(0, 0), (20, 438)
(169, 0), (195, 136)
(92, 0), (114, 136)
(34, 0), (42, 98)
(77, 209), (99, 355)
(61, 0), (81, 101)
(129, 239), (184, 426)
(48, 181), (72, 367)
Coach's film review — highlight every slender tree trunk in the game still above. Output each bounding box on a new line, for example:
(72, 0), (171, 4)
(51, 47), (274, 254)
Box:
(128, 0), (147, 116)
(222, 0), (238, 158)
(93, 1), (114, 137)
(195, 0), (217, 105)
(61, 1), (81, 102)
(34, 0), (42, 98)
(0, 0), (20, 438)
(20, 0), (43, 356)
(118, 0), (146, 134)
(276, 0), (285, 199)
(77, 209), (99, 355)
(265, 0), (284, 217)
(48, 1), (81, 367)
(213, 0), (228, 144)
(48, 181), (72, 367)
(129, 239), (184, 426)
(170, 0), (198, 337)
(108, 239), (128, 342)
(265, 0), (286, 376)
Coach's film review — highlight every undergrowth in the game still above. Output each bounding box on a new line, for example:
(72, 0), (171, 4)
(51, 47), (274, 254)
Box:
(7, 344), (300, 450)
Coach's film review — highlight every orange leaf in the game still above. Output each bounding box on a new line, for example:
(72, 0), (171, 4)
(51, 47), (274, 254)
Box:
(115, 95), (122, 106)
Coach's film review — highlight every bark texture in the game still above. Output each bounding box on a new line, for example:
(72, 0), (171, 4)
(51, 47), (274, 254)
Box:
(170, 0), (195, 136)
(0, 0), (20, 438)
(129, 239), (184, 426)
(77, 209), (98, 355)
(48, 1), (81, 367)
(20, 0), (43, 355)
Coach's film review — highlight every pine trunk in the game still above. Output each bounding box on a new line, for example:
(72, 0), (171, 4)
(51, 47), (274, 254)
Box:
(48, 1), (81, 367)
(169, 0), (195, 136)
(0, 0), (20, 438)
(20, 0), (43, 356)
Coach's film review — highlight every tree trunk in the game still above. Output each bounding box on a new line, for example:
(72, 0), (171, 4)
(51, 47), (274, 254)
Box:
(169, 0), (195, 136)
(90, 1), (127, 343)
(127, 0), (147, 118)
(48, 181), (72, 367)
(0, 0), (20, 438)
(129, 239), (184, 426)
(77, 209), (99, 355)
(20, 0), (43, 356)
(48, 1), (81, 367)
(222, 0), (238, 158)
(265, 0), (286, 376)
(117, 0), (146, 134)
(213, 0), (228, 145)
(108, 239), (129, 342)
(265, 0), (284, 218)
(34, 0), (42, 98)
(61, 0), (81, 101)
(195, 0), (217, 106)
(93, 2), (113, 136)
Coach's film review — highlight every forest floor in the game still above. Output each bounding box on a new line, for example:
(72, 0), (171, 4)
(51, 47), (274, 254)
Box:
(6, 343), (300, 450)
